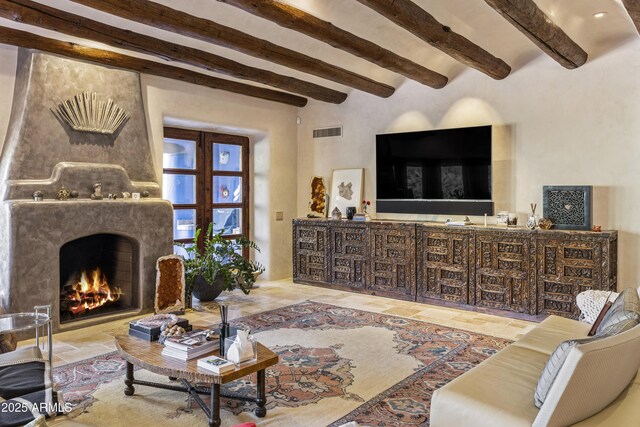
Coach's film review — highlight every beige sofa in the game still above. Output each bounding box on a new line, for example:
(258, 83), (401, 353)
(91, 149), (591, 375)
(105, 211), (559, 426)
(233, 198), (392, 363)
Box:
(430, 315), (640, 426)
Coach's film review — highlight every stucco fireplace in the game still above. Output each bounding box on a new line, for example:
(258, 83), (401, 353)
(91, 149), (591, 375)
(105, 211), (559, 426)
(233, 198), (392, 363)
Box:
(0, 49), (173, 332)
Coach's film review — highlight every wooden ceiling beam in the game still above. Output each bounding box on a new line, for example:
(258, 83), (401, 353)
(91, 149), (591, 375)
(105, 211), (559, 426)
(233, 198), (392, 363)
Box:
(216, 0), (448, 89)
(355, 0), (511, 80)
(0, 25), (308, 107)
(69, 0), (395, 98)
(0, 0), (346, 103)
(623, 0), (640, 34)
(484, 0), (588, 69)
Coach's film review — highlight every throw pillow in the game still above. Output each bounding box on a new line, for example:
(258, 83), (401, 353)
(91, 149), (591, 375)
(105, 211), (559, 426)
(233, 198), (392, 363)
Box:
(534, 335), (604, 408)
(595, 288), (640, 336)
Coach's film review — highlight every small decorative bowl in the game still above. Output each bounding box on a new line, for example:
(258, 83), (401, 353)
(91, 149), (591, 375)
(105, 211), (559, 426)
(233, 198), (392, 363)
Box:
(538, 218), (553, 230)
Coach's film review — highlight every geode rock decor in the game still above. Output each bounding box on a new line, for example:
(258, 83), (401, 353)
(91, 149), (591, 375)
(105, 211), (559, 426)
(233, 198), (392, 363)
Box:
(543, 186), (592, 230)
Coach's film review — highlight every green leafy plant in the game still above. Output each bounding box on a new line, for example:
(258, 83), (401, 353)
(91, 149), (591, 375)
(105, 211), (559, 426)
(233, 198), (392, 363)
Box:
(179, 224), (264, 296)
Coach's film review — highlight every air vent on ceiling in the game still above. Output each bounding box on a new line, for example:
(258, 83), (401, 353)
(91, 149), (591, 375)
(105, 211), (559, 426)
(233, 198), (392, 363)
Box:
(313, 126), (342, 139)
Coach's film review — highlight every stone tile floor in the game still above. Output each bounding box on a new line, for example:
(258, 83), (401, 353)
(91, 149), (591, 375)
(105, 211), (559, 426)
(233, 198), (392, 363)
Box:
(19, 279), (537, 367)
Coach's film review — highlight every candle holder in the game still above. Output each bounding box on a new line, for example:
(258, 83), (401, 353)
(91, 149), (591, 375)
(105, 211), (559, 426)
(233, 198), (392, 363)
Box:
(218, 303), (230, 356)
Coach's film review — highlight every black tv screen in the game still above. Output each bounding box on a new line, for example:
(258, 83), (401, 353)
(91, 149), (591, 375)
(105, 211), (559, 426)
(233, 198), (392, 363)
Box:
(376, 126), (493, 215)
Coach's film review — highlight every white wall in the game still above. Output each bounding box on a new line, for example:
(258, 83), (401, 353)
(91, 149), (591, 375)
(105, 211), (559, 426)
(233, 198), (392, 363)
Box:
(142, 76), (298, 280)
(0, 46), (298, 281)
(297, 40), (640, 289)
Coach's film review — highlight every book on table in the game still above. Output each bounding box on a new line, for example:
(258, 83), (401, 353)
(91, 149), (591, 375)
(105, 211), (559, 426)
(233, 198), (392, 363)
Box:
(161, 329), (218, 360)
(164, 329), (217, 350)
(197, 355), (235, 374)
(161, 344), (216, 361)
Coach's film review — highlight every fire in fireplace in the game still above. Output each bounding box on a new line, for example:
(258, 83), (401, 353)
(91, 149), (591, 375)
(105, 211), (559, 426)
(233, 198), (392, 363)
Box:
(60, 234), (138, 323)
(63, 267), (123, 316)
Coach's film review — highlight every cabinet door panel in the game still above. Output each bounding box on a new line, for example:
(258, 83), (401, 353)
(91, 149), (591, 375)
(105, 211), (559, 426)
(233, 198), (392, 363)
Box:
(293, 223), (328, 283)
(417, 227), (470, 304)
(473, 232), (534, 314)
(537, 237), (603, 319)
(368, 224), (416, 298)
(330, 223), (368, 289)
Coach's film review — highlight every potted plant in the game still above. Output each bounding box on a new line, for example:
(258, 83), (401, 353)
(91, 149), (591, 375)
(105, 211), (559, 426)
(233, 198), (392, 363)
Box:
(179, 224), (264, 302)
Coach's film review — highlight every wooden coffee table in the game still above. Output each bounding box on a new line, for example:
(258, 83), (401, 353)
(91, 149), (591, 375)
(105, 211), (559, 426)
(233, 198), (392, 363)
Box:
(114, 334), (279, 427)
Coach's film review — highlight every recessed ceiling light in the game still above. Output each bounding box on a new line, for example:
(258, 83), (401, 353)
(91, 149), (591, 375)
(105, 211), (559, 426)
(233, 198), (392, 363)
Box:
(593, 11), (608, 18)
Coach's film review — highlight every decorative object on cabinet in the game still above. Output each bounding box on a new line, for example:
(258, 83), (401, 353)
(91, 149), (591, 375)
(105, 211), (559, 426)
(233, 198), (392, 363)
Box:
(543, 186), (592, 230)
(538, 218), (554, 230)
(329, 168), (363, 218)
(527, 203), (538, 230)
(346, 206), (356, 220)
(331, 206), (342, 220)
(308, 176), (327, 218)
(496, 211), (508, 226)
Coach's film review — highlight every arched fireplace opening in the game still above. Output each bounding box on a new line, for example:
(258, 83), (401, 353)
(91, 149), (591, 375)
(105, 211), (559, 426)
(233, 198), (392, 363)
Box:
(59, 234), (139, 323)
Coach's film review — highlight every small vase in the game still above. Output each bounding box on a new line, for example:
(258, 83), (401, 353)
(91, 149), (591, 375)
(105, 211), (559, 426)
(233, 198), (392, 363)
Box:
(527, 215), (538, 230)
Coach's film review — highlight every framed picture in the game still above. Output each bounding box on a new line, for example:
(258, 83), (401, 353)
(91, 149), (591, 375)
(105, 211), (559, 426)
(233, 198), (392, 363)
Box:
(329, 168), (363, 217)
(543, 186), (592, 230)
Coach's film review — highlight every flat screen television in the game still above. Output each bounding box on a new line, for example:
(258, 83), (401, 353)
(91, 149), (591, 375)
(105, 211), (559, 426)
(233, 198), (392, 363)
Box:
(376, 125), (494, 215)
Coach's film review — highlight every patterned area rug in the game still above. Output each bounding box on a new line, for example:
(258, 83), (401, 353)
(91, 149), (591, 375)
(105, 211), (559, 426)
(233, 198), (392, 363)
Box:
(54, 301), (510, 426)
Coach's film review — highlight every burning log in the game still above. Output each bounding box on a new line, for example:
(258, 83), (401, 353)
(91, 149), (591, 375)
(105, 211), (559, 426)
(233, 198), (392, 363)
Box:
(62, 267), (123, 316)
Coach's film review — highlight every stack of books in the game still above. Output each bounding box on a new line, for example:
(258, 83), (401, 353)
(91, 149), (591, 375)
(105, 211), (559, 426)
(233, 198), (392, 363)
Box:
(161, 329), (218, 361)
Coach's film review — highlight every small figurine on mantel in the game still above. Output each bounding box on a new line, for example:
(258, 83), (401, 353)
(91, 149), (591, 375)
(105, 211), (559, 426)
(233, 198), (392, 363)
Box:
(90, 182), (103, 200)
(56, 187), (71, 201)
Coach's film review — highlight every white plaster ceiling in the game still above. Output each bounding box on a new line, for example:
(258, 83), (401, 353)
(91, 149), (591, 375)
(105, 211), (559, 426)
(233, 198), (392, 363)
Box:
(1, 0), (636, 100)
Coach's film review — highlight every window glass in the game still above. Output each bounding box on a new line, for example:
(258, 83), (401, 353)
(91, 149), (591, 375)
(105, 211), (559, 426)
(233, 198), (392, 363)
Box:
(173, 209), (196, 240)
(213, 176), (242, 203)
(213, 143), (242, 172)
(213, 208), (242, 236)
(163, 138), (196, 169)
(163, 174), (196, 204)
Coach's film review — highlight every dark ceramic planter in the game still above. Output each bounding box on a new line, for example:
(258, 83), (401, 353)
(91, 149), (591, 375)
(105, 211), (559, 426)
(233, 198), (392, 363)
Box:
(192, 275), (224, 302)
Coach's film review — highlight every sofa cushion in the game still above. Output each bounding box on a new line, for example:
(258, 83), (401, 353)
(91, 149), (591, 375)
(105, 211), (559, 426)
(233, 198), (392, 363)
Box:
(533, 324), (640, 427)
(0, 346), (44, 366)
(596, 288), (640, 336)
(571, 370), (640, 426)
(431, 345), (548, 427)
(534, 336), (602, 408)
(514, 315), (590, 356)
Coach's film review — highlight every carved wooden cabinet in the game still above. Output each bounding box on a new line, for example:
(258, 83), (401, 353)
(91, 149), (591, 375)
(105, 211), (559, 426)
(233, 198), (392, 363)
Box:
(473, 232), (535, 314)
(292, 222), (329, 283)
(416, 226), (471, 304)
(293, 219), (617, 319)
(330, 223), (368, 289)
(536, 233), (617, 318)
(368, 223), (416, 300)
